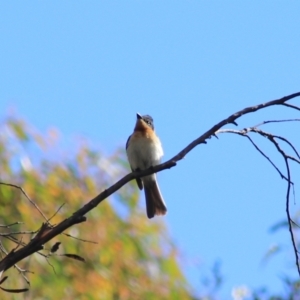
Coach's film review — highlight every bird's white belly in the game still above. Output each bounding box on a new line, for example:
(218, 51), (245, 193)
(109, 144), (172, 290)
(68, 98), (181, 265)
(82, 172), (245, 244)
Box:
(127, 136), (163, 171)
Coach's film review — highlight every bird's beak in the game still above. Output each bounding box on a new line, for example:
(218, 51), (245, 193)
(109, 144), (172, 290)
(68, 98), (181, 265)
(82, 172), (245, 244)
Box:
(136, 113), (142, 119)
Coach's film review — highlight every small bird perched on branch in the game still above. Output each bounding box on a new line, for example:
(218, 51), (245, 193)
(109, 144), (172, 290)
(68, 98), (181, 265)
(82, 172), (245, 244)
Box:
(126, 113), (167, 218)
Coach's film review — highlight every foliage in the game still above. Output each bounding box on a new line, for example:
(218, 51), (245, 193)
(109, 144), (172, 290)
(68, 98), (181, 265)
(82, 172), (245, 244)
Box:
(0, 117), (193, 300)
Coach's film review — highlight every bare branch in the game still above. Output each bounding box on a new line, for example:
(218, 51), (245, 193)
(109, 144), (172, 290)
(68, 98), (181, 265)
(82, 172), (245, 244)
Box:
(216, 129), (291, 182)
(0, 222), (23, 228)
(273, 135), (300, 160)
(253, 118), (300, 128)
(282, 103), (300, 111)
(63, 233), (98, 244)
(0, 91), (299, 277)
(48, 203), (66, 223)
(217, 118), (300, 274)
(283, 155), (299, 275)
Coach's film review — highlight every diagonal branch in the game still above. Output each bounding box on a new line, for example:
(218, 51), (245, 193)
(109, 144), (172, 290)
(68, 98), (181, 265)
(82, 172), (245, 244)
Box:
(0, 92), (300, 274)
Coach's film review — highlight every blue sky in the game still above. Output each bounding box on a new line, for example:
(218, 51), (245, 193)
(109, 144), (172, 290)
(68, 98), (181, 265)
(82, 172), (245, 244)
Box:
(1, 1), (300, 298)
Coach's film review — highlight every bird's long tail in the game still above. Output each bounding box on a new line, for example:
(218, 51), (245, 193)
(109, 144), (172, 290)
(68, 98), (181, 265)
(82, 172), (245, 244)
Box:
(143, 175), (167, 219)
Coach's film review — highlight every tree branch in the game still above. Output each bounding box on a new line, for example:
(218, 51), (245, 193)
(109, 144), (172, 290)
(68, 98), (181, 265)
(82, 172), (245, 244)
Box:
(217, 120), (300, 274)
(0, 92), (300, 276)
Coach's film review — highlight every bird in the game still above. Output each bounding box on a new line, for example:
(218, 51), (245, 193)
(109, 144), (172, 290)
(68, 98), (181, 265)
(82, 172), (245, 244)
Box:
(126, 113), (167, 218)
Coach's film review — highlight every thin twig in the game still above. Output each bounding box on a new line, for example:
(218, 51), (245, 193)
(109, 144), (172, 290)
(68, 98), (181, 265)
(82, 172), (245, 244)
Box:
(0, 231), (38, 237)
(45, 257), (56, 275)
(63, 233), (98, 244)
(284, 156), (300, 275)
(13, 265), (31, 285)
(282, 103), (300, 111)
(217, 129), (291, 182)
(0, 182), (48, 222)
(273, 135), (300, 160)
(253, 118), (300, 128)
(48, 203), (65, 223)
(0, 222), (23, 228)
